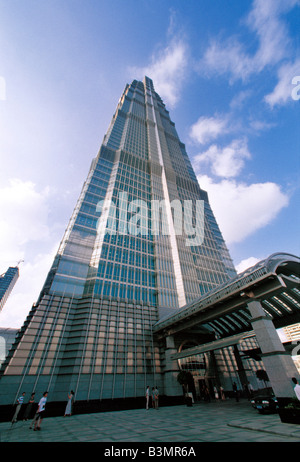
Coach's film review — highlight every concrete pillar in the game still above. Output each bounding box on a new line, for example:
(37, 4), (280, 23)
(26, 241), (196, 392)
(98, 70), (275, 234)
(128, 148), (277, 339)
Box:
(163, 335), (182, 396)
(233, 344), (248, 389)
(247, 299), (298, 399)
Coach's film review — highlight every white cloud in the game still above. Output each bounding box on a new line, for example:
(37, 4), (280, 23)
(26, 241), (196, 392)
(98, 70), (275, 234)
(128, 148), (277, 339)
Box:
(201, 39), (253, 81)
(230, 90), (253, 109)
(0, 179), (64, 327)
(265, 58), (300, 107)
(197, 174), (289, 244)
(0, 246), (58, 328)
(129, 39), (189, 108)
(190, 116), (229, 145)
(200, 0), (299, 81)
(246, 0), (294, 70)
(194, 138), (251, 178)
(0, 179), (51, 269)
(248, 120), (275, 132)
(236, 256), (261, 274)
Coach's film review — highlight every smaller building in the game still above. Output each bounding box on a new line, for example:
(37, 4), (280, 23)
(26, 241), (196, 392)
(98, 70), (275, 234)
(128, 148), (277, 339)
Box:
(281, 323), (300, 373)
(0, 266), (19, 312)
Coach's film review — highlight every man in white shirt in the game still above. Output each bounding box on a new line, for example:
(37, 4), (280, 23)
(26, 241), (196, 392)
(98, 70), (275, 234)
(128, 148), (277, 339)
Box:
(292, 377), (300, 401)
(30, 391), (48, 431)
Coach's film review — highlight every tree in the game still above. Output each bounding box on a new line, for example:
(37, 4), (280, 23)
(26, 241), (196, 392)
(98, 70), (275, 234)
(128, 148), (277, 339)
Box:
(177, 370), (193, 394)
(256, 369), (269, 388)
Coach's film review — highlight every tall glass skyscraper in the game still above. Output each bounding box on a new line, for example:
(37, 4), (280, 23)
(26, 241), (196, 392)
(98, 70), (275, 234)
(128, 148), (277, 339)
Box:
(0, 266), (19, 313)
(0, 77), (236, 406)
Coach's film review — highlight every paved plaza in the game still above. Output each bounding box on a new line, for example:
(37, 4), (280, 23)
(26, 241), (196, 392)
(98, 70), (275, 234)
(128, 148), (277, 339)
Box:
(0, 399), (299, 443)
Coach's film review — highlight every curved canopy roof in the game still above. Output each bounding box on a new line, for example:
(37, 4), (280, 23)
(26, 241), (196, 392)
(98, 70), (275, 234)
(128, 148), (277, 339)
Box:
(153, 253), (300, 340)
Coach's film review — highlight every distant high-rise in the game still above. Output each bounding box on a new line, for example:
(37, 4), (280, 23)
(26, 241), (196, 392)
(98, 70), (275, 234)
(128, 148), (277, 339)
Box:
(0, 77), (236, 405)
(0, 266), (19, 312)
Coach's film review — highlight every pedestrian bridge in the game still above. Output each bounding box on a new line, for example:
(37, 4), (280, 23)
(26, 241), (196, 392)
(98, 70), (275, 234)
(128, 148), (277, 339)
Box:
(153, 253), (300, 360)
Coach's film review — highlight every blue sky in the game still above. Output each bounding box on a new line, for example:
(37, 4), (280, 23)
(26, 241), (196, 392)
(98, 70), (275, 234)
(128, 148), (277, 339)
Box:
(0, 0), (299, 328)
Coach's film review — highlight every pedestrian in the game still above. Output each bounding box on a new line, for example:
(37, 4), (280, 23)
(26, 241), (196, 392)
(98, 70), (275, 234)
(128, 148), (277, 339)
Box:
(30, 391), (48, 431)
(232, 382), (239, 402)
(151, 387), (155, 408)
(214, 386), (219, 400)
(145, 386), (150, 410)
(64, 390), (75, 416)
(11, 392), (26, 424)
(292, 377), (300, 401)
(219, 386), (226, 400)
(23, 392), (35, 421)
(154, 386), (159, 409)
(243, 383), (251, 400)
(204, 385), (211, 402)
(247, 382), (254, 398)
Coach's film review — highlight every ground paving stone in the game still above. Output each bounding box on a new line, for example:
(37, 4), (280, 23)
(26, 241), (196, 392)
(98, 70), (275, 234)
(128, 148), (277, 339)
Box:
(0, 399), (298, 443)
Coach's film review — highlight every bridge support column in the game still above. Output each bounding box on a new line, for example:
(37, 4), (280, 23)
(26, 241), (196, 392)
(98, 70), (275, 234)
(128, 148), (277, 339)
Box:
(163, 335), (182, 397)
(247, 299), (298, 402)
(233, 344), (248, 389)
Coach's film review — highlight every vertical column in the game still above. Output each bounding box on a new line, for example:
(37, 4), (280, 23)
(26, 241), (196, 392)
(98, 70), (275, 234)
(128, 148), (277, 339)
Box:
(163, 335), (182, 396)
(247, 299), (298, 399)
(233, 344), (248, 389)
(147, 82), (186, 308)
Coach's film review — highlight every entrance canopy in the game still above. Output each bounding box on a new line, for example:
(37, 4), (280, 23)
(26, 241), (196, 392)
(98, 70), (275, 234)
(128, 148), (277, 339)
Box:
(172, 332), (246, 360)
(153, 253), (300, 340)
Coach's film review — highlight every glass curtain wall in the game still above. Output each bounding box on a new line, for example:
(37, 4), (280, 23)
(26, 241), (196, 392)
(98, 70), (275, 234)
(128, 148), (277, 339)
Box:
(0, 78), (236, 405)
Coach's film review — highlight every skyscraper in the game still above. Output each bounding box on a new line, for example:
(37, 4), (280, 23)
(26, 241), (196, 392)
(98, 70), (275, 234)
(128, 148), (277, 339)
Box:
(0, 77), (236, 406)
(0, 266), (19, 313)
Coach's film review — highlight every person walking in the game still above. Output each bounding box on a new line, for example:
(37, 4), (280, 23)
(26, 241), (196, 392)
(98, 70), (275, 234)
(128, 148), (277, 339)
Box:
(11, 392), (26, 424)
(214, 386), (219, 400)
(232, 382), (239, 402)
(247, 382), (254, 398)
(204, 385), (211, 402)
(145, 386), (150, 410)
(64, 390), (75, 416)
(219, 386), (226, 400)
(23, 392), (35, 421)
(30, 391), (48, 431)
(151, 387), (155, 408)
(154, 386), (159, 409)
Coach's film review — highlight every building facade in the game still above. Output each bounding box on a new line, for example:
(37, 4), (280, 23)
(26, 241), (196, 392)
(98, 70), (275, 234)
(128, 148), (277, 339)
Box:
(0, 328), (18, 368)
(282, 323), (300, 372)
(0, 77), (236, 406)
(0, 266), (19, 313)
